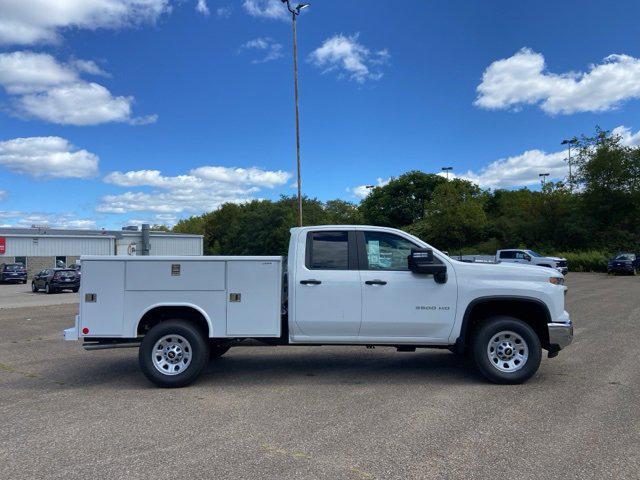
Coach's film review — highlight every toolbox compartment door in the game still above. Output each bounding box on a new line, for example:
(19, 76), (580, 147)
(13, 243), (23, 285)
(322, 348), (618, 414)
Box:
(80, 260), (125, 336)
(226, 260), (281, 337)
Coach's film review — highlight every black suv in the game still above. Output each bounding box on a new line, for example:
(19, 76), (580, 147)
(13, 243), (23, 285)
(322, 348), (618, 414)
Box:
(607, 253), (639, 275)
(0, 263), (27, 284)
(31, 268), (80, 294)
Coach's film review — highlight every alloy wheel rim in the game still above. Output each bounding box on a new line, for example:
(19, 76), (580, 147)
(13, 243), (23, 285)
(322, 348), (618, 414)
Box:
(152, 335), (192, 376)
(487, 330), (529, 373)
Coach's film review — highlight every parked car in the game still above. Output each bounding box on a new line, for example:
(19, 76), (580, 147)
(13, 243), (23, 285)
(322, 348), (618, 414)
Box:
(64, 225), (573, 388)
(32, 268), (80, 294)
(0, 263), (27, 284)
(497, 249), (568, 275)
(607, 253), (639, 275)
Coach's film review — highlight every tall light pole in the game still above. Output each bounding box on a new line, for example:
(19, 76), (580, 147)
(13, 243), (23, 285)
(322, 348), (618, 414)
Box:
(539, 172), (550, 189)
(561, 137), (578, 191)
(282, 0), (310, 227)
(441, 166), (453, 180)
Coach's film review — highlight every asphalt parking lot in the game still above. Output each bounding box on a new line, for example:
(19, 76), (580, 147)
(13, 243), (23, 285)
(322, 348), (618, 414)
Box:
(0, 282), (78, 309)
(1, 273), (639, 479)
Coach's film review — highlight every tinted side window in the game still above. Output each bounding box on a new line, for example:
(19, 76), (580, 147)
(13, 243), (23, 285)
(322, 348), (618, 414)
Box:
(499, 251), (516, 259)
(306, 232), (349, 270)
(515, 252), (527, 260)
(363, 232), (418, 270)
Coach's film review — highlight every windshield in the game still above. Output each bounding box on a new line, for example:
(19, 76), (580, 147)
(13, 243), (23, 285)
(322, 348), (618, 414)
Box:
(526, 250), (543, 257)
(614, 253), (635, 261)
(3, 264), (24, 272)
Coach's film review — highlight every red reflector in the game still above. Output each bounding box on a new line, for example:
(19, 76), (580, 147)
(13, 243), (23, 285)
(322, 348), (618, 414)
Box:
(82, 327), (89, 335)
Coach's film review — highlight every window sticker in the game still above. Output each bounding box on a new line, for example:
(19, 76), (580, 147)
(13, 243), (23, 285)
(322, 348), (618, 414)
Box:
(367, 240), (381, 267)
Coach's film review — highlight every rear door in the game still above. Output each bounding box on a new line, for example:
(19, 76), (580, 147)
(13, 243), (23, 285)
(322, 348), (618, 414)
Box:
(357, 230), (457, 341)
(293, 230), (361, 339)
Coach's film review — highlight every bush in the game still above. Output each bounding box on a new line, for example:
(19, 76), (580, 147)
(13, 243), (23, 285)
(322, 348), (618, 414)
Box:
(555, 250), (611, 273)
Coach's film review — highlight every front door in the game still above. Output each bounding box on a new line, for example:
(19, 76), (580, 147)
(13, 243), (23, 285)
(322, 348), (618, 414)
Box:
(293, 230), (362, 340)
(358, 230), (457, 341)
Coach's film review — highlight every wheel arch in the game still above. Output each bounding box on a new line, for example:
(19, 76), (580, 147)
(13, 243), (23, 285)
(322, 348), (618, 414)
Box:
(456, 296), (551, 353)
(135, 303), (213, 338)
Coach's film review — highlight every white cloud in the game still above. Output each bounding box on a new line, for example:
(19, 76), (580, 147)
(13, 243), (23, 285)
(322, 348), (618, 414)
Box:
(100, 166), (291, 214)
(242, 0), (288, 20)
(458, 125), (640, 188)
(613, 125), (640, 147)
(0, 0), (171, 45)
(475, 48), (640, 114)
(346, 126), (640, 192)
(0, 211), (97, 229)
(0, 51), (155, 125)
(123, 215), (177, 227)
(0, 136), (99, 179)
(309, 34), (390, 84)
(216, 6), (232, 18)
(0, 190), (7, 201)
(349, 177), (390, 199)
(459, 150), (567, 189)
(196, 0), (210, 16)
(69, 58), (110, 77)
(240, 37), (283, 63)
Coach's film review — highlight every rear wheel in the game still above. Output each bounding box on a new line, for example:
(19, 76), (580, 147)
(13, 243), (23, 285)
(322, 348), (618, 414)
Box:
(45, 283), (54, 294)
(139, 320), (209, 388)
(472, 316), (541, 384)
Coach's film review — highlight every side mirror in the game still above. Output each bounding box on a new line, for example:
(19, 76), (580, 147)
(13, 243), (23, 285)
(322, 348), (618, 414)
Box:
(524, 254), (532, 262)
(408, 248), (448, 284)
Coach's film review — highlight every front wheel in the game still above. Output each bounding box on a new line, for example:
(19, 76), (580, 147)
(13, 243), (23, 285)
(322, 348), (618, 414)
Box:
(472, 316), (541, 384)
(139, 320), (209, 388)
(31, 282), (38, 292)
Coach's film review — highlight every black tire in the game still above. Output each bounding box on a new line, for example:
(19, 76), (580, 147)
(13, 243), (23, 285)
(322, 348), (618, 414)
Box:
(472, 316), (542, 384)
(45, 283), (53, 294)
(139, 320), (209, 388)
(209, 344), (231, 359)
(31, 282), (38, 292)
(72, 287), (79, 293)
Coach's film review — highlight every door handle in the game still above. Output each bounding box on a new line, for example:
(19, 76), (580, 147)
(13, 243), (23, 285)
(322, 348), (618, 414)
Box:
(365, 279), (387, 285)
(300, 279), (322, 285)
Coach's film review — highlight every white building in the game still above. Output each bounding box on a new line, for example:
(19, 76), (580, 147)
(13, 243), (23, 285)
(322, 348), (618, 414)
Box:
(0, 225), (203, 278)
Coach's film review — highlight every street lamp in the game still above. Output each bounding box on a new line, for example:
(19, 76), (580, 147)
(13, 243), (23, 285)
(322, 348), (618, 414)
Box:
(441, 166), (453, 180)
(561, 137), (578, 190)
(539, 172), (550, 188)
(282, 0), (310, 227)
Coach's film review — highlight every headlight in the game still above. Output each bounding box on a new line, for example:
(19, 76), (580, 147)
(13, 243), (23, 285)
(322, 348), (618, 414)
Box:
(549, 277), (565, 286)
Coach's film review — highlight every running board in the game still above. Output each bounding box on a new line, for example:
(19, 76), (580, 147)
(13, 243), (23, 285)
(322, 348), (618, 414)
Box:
(83, 342), (141, 350)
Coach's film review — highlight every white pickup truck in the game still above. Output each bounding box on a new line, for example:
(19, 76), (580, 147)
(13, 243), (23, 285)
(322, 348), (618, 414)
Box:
(497, 249), (569, 275)
(64, 226), (573, 388)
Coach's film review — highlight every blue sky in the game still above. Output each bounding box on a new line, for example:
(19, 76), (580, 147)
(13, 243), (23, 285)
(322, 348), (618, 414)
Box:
(0, 0), (639, 229)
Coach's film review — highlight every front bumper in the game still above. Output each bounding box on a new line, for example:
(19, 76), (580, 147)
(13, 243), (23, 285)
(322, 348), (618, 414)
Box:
(547, 320), (573, 357)
(607, 265), (634, 274)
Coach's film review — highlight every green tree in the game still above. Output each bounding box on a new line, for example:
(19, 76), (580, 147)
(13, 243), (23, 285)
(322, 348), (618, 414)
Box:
(406, 179), (487, 251)
(324, 199), (363, 225)
(573, 127), (640, 248)
(359, 171), (446, 228)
